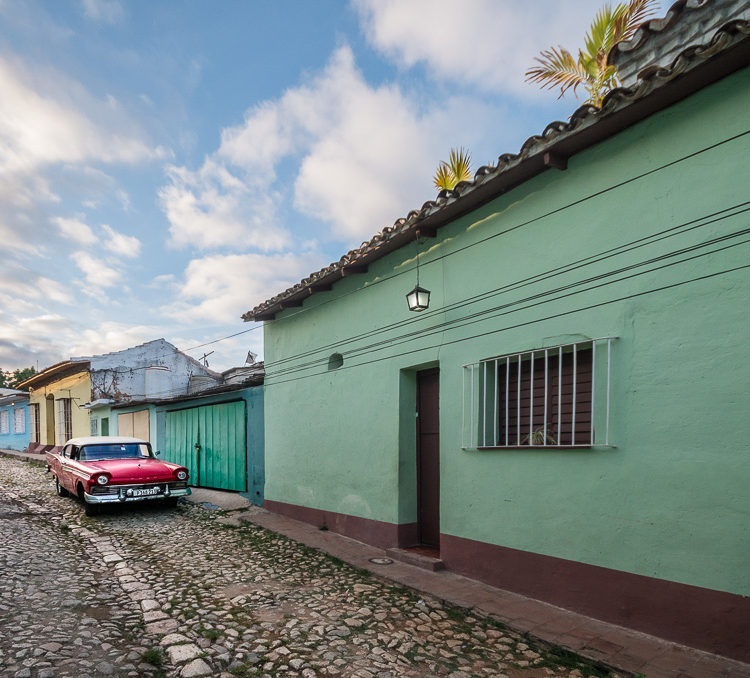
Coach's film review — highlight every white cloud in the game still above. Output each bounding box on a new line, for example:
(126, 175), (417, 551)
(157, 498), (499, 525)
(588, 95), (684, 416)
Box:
(0, 57), (155, 175)
(149, 274), (176, 288)
(166, 251), (327, 325)
(160, 160), (289, 252)
(162, 46), (492, 249)
(353, 0), (619, 96)
(70, 251), (122, 288)
(0, 267), (73, 306)
(101, 224), (141, 258)
(115, 188), (131, 211)
(54, 217), (98, 245)
(80, 0), (124, 24)
(0, 315), (163, 371)
(70, 321), (159, 358)
(52, 218), (140, 259)
(0, 55), (163, 253)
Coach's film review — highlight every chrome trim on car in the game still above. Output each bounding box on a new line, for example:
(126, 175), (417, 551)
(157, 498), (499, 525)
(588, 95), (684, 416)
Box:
(83, 486), (191, 504)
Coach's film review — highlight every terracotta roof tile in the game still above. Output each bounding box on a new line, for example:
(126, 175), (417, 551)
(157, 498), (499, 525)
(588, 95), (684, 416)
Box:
(245, 5), (750, 322)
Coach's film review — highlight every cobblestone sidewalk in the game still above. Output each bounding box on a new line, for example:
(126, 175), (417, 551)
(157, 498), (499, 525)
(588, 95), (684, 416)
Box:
(0, 457), (619, 678)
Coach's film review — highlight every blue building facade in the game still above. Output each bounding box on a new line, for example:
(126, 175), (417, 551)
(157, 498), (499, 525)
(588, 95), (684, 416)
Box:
(0, 390), (30, 452)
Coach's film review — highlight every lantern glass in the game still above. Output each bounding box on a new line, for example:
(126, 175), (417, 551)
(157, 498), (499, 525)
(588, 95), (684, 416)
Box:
(406, 285), (430, 312)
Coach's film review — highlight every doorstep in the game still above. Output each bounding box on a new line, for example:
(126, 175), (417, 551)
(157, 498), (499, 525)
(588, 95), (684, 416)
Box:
(386, 546), (445, 571)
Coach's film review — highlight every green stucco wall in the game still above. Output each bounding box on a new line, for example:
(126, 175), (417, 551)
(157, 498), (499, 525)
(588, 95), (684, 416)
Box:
(262, 67), (750, 596)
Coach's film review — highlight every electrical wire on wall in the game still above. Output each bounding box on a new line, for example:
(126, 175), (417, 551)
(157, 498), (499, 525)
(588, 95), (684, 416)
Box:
(261, 201), (750, 372)
(37, 128), (748, 375)
(262, 258), (750, 388)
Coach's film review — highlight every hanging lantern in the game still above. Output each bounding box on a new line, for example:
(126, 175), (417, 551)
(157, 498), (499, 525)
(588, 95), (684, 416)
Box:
(407, 234), (431, 311)
(406, 285), (430, 312)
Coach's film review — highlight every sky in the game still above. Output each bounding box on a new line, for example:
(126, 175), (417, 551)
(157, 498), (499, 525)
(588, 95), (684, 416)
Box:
(0, 0), (671, 373)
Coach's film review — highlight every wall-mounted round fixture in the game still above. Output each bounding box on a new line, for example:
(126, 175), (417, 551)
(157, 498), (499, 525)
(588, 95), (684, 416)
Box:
(328, 353), (344, 370)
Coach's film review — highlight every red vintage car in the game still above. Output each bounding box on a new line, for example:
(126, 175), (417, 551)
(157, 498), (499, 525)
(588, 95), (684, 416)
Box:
(47, 436), (191, 516)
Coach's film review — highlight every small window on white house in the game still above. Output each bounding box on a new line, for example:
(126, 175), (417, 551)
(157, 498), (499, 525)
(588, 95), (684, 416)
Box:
(90, 418), (99, 436)
(13, 408), (25, 434)
(0, 410), (9, 435)
(462, 337), (616, 449)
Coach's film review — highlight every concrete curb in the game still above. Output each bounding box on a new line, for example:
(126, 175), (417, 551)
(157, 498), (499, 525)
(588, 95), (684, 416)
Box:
(0, 448), (46, 463)
(234, 505), (750, 678)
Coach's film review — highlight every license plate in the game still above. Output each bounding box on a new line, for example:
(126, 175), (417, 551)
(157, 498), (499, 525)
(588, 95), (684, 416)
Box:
(132, 487), (161, 497)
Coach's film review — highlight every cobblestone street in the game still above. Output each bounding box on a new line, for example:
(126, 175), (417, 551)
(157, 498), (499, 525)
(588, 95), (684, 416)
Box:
(0, 457), (615, 678)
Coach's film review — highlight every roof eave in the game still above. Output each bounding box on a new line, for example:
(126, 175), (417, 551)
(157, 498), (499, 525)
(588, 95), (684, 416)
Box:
(17, 360), (92, 390)
(245, 22), (750, 323)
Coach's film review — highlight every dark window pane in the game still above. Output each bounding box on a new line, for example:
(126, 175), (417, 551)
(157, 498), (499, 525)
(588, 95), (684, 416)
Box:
(496, 347), (592, 446)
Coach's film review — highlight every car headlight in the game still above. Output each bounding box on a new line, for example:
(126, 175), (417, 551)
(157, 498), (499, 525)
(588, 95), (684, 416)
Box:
(176, 470), (187, 480)
(96, 475), (109, 485)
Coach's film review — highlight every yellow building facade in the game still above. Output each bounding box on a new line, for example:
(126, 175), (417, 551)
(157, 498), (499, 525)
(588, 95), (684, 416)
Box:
(23, 362), (92, 447)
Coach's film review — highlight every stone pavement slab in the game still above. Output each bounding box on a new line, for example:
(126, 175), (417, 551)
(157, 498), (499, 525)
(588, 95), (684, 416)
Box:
(8, 455), (618, 678)
(182, 487), (252, 511)
(236, 504), (750, 678)
(4, 454), (746, 678)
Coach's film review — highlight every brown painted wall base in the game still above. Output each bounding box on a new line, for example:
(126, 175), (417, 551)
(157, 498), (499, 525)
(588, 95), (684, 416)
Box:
(441, 534), (750, 664)
(263, 500), (416, 550)
(263, 499), (749, 663)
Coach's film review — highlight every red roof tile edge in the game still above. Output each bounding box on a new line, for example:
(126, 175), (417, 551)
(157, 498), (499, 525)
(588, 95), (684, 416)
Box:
(244, 10), (750, 322)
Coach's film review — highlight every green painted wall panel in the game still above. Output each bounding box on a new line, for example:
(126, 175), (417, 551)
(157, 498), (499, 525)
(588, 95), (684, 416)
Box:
(155, 388), (263, 503)
(165, 401), (247, 491)
(262, 67), (750, 595)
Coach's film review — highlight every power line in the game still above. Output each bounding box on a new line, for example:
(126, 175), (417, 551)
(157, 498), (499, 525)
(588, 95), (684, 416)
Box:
(267, 230), (750, 378)
(267, 232), (750, 379)
(56, 128), (748, 374)
(183, 327), (262, 352)
(263, 247), (750, 386)
(263, 201), (750, 371)
(123, 128), (750, 365)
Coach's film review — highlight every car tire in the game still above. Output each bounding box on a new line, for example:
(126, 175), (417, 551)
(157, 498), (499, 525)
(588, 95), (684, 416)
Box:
(55, 477), (69, 498)
(163, 497), (179, 508)
(78, 486), (99, 517)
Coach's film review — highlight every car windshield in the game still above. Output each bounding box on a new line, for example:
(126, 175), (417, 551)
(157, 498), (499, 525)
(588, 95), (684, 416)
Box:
(79, 443), (153, 461)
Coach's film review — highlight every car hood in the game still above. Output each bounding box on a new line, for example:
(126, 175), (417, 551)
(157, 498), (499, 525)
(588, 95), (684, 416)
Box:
(84, 458), (183, 483)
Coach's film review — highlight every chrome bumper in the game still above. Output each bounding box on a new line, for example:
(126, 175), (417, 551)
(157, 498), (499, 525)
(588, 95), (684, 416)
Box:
(84, 486), (191, 504)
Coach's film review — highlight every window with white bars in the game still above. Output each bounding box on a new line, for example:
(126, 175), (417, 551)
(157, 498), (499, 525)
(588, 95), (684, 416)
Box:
(462, 337), (616, 449)
(30, 403), (40, 443)
(13, 408), (25, 434)
(55, 398), (72, 445)
(0, 411), (8, 435)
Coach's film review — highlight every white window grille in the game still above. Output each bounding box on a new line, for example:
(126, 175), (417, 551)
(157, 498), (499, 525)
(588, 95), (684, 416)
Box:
(462, 337), (616, 449)
(90, 417), (99, 436)
(30, 403), (40, 443)
(0, 411), (8, 435)
(13, 408), (25, 434)
(55, 398), (72, 445)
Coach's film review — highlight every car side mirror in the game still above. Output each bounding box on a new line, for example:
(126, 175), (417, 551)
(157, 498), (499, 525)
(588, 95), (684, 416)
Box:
(155, 450), (161, 456)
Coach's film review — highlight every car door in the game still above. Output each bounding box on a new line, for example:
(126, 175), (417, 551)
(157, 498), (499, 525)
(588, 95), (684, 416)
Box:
(59, 444), (77, 493)
(48, 445), (64, 486)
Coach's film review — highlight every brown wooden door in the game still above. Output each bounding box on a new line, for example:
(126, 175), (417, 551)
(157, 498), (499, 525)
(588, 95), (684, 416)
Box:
(417, 368), (440, 548)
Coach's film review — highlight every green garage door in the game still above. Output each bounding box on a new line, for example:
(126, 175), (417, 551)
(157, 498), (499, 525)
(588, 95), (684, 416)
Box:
(165, 401), (246, 491)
